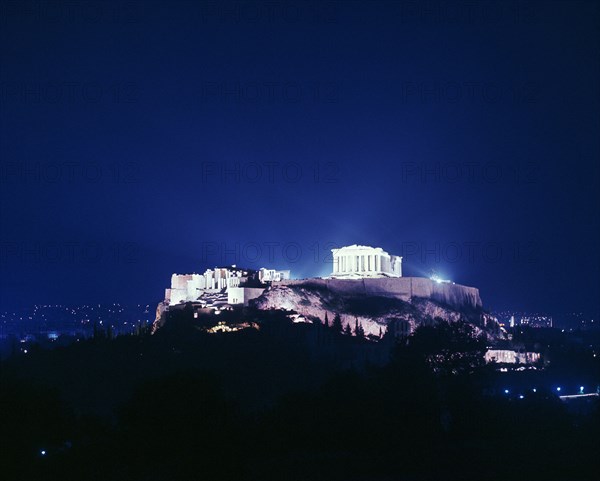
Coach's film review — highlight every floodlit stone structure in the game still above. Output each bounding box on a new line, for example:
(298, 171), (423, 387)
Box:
(165, 267), (251, 306)
(485, 349), (541, 364)
(331, 245), (402, 278)
(258, 268), (291, 283)
(227, 287), (267, 306)
(164, 266), (292, 307)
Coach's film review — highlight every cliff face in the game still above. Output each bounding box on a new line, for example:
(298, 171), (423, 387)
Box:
(152, 301), (168, 334)
(251, 277), (487, 338)
(153, 277), (495, 339)
(276, 277), (482, 310)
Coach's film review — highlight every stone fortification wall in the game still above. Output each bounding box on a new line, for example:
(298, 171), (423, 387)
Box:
(275, 277), (482, 310)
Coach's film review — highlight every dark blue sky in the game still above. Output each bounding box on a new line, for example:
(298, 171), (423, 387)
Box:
(1, 0), (599, 315)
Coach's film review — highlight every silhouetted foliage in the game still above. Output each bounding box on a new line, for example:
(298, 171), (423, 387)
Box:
(354, 318), (365, 338)
(1, 312), (598, 481)
(401, 320), (487, 376)
(331, 313), (343, 333)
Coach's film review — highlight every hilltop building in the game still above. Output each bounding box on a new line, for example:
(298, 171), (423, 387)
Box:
(330, 245), (402, 278)
(165, 266), (290, 307)
(259, 268), (291, 283)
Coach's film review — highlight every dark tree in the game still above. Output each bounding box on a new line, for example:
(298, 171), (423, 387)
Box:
(332, 313), (343, 333)
(406, 320), (487, 376)
(354, 318), (365, 338)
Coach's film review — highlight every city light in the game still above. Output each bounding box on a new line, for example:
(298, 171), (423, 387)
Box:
(40, 450), (46, 456)
(532, 388), (537, 393)
(556, 387), (561, 392)
(504, 389), (509, 394)
(580, 386), (584, 393)
(519, 395), (524, 399)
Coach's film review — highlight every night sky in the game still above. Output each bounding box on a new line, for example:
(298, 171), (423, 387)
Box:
(1, 0), (598, 316)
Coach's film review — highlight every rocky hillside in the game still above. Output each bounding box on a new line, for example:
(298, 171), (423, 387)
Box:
(251, 280), (496, 338)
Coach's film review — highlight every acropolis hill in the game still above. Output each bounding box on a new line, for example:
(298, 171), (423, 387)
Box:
(155, 244), (493, 337)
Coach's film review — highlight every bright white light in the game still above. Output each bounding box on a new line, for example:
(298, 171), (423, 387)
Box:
(40, 450), (46, 456)
(556, 387), (561, 392)
(519, 395), (524, 399)
(533, 388), (537, 393)
(504, 389), (509, 394)
(580, 386), (584, 393)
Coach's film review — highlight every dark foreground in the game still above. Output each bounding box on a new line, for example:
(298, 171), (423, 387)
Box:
(1, 312), (598, 481)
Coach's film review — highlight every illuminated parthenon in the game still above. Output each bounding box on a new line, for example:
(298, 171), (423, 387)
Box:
(330, 245), (402, 278)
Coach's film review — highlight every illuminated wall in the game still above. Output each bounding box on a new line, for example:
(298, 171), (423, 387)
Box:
(331, 245), (402, 278)
(227, 287), (266, 306)
(165, 268), (259, 305)
(276, 277), (482, 310)
(485, 349), (541, 364)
